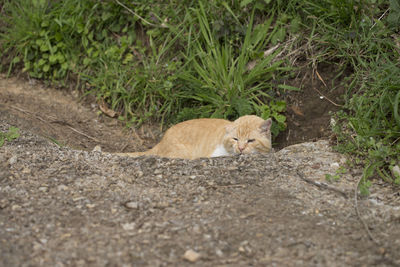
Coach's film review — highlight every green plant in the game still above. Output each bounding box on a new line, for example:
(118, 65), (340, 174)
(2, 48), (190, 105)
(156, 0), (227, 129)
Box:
(325, 166), (347, 182)
(177, 2), (294, 135)
(333, 61), (400, 193)
(0, 126), (20, 147)
(83, 28), (185, 126)
(1, 0), (75, 80)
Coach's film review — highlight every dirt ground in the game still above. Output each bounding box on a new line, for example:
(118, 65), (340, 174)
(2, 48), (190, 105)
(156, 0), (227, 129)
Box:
(1, 75), (400, 266)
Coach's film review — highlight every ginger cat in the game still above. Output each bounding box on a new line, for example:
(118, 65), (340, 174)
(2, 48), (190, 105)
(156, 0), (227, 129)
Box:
(119, 115), (272, 160)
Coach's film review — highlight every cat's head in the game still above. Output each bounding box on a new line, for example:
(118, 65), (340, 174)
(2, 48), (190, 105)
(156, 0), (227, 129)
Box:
(223, 115), (272, 155)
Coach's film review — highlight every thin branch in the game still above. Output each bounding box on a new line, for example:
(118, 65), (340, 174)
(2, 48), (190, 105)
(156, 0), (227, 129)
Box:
(52, 121), (100, 143)
(371, 8), (390, 30)
(296, 170), (348, 199)
(10, 105), (100, 143)
(313, 86), (343, 107)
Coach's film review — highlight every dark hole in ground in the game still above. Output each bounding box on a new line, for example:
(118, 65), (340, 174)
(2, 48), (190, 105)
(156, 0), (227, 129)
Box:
(275, 63), (348, 149)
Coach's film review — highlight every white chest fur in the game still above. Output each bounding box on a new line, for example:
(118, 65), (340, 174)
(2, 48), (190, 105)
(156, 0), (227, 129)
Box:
(210, 144), (230, 157)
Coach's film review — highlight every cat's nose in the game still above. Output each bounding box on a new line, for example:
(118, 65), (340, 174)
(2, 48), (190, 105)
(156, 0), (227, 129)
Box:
(238, 146), (245, 152)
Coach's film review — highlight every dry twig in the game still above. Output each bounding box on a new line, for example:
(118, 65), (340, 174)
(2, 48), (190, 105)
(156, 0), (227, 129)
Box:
(296, 169), (348, 199)
(10, 105), (100, 143)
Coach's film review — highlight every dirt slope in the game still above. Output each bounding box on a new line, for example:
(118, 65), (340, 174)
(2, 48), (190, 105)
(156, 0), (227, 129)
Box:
(1, 77), (400, 266)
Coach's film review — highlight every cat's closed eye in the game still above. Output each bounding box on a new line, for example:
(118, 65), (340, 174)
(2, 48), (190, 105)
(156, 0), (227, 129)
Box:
(233, 137), (238, 141)
(247, 139), (255, 143)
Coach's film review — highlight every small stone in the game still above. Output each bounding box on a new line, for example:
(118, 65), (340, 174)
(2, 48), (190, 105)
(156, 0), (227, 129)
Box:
(11, 204), (21, 211)
(125, 201), (139, 209)
(92, 145), (102, 152)
(122, 222), (136, 231)
(330, 162), (339, 168)
(0, 199), (9, 209)
(86, 204), (96, 209)
(57, 184), (68, 191)
(33, 242), (42, 251)
(22, 167), (31, 174)
(137, 171), (144, 178)
(8, 155), (17, 165)
(215, 248), (223, 257)
(183, 249), (201, 262)
(192, 224), (201, 234)
(38, 186), (48, 192)
(391, 165), (400, 179)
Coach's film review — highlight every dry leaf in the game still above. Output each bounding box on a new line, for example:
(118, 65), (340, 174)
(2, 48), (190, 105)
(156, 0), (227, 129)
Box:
(290, 105), (304, 116)
(246, 60), (257, 71)
(264, 44), (280, 57)
(98, 98), (118, 118)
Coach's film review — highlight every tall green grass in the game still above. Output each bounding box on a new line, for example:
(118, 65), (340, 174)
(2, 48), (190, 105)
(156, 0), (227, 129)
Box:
(176, 2), (294, 135)
(0, 0), (292, 132)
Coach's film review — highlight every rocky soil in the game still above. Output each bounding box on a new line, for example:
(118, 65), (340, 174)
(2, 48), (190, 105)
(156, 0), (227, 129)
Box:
(1, 77), (400, 266)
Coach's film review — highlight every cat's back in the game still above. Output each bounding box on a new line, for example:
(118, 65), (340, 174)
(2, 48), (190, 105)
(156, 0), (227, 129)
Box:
(152, 118), (231, 158)
(165, 118), (231, 141)
(171, 118), (231, 132)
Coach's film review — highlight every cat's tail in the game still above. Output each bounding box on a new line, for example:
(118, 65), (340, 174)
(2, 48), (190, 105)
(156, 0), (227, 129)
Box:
(115, 150), (150, 157)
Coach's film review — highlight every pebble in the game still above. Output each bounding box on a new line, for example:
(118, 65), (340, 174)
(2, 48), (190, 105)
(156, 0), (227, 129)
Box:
(11, 204), (21, 210)
(125, 201), (139, 209)
(8, 155), (17, 165)
(39, 186), (48, 192)
(391, 165), (400, 179)
(57, 184), (68, 191)
(86, 204), (96, 209)
(330, 162), (339, 168)
(22, 167), (31, 174)
(183, 249), (201, 262)
(215, 248), (223, 257)
(0, 199), (9, 209)
(122, 222), (136, 231)
(92, 145), (102, 152)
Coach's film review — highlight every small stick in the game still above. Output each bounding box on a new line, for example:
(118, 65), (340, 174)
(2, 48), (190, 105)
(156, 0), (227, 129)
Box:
(10, 105), (100, 143)
(315, 69), (327, 87)
(65, 125), (100, 143)
(311, 68), (343, 107)
(312, 86), (343, 107)
(296, 170), (348, 199)
(371, 8), (389, 29)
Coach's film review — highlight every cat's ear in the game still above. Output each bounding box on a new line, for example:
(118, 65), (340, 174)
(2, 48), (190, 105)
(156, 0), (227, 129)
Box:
(260, 118), (272, 133)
